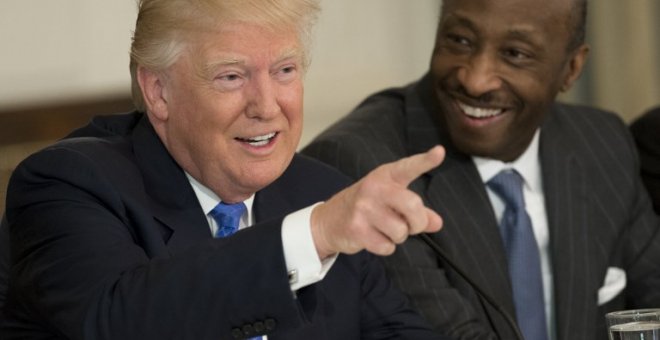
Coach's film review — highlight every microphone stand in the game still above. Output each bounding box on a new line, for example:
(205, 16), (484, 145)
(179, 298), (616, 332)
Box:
(418, 233), (524, 340)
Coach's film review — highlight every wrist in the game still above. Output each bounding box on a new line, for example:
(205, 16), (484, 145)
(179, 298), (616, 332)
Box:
(310, 203), (336, 260)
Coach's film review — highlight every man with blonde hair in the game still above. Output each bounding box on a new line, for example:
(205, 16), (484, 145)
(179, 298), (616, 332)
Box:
(0, 1), (451, 339)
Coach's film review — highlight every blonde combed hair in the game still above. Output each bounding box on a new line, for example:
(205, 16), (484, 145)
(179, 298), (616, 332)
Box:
(129, 0), (321, 112)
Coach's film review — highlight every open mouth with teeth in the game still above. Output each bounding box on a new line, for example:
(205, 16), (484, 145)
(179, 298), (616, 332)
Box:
(236, 132), (278, 147)
(458, 102), (504, 119)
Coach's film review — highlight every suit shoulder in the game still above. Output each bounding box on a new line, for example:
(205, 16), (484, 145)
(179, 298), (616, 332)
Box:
(18, 111), (143, 172)
(9, 136), (138, 201)
(554, 102), (625, 125)
(302, 82), (422, 179)
(630, 106), (660, 154)
(31, 135), (134, 167)
(631, 106), (660, 130)
(309, 84), (410, 145)
(548, 102), (639, 172)
(67, 111), (144, 138)
(551, 102), (630, 142)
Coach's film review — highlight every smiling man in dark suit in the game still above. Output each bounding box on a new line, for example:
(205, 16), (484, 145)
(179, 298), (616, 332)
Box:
(0, 1), (452, 339)
(303, 0), (660, 339)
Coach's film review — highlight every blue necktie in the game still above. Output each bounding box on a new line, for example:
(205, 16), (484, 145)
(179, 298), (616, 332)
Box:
(208, 202), (263, 340)
(487, 170), (548, 340)
(209, 201), (246, 238)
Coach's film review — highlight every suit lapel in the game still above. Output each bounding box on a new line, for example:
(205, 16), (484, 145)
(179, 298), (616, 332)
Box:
(132, 117), (211, 255)
(253, 179), (294, 223)
(425, 153), (516, 309)
(540, 107), (595, 339)
(405, 76), (516, 326)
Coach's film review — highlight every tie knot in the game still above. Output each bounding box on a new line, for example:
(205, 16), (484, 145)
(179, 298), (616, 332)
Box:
(487, 169), (525, 211)
(209, 201), (246, 238)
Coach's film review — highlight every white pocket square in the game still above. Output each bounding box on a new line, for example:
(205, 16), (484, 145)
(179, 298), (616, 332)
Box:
(598, 267), (626, 306)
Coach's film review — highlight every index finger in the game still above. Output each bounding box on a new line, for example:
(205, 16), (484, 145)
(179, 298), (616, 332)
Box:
(388, 145), (445, 186)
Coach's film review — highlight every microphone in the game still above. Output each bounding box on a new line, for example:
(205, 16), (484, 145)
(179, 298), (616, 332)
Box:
(418, 233), (524, 340)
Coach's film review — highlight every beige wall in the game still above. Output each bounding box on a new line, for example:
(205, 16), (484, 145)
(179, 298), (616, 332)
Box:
(0, 1), (136, 107)
(586, 0), (660, 121)
(302, 1), (438, 146)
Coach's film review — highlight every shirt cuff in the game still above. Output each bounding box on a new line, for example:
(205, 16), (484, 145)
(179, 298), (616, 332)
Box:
(281, 202), (338, 291)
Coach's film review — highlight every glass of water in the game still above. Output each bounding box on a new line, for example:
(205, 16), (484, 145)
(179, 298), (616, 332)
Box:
(606, 309), (660, 340)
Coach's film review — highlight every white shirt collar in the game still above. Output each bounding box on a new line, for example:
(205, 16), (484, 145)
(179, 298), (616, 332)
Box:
(472, 129), (542, 193)
(185, 173), (255, 226)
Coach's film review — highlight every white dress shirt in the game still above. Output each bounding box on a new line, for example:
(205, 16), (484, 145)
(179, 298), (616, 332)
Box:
(185, 173), (337, 292)
(472, 130), (555, 340)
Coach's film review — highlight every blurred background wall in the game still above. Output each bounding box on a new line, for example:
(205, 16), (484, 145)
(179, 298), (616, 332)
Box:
(1, 0), (659, 213)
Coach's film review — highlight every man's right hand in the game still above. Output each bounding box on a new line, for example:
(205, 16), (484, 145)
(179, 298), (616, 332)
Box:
(310, 145), (445, 259)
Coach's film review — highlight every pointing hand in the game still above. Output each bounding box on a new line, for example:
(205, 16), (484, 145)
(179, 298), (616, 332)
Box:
(311, 146), (445, 258)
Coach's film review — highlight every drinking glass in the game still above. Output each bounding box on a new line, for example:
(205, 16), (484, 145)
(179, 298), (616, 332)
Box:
(606, 309), (660, 340)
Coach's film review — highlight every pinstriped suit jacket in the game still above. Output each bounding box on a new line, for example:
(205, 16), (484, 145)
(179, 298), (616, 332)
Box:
(302, 75), (660, 340)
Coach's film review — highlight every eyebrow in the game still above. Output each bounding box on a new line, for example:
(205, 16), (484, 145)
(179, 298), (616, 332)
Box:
(441, 15), (477, 33)
(505, 28), (544, 50)
(443, 14), (544, 50)
(202, 47), (302, 75)
(276, 48), (302, 65)
(202, 57), (243, 76)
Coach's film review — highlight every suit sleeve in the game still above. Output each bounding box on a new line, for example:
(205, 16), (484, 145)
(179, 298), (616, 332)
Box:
(625, 175), (660, 308)
(2, 146), (307, 340)
(621, 116), (660, 308)
(630, 107), (660, 215)
(356, 252), (453, 340)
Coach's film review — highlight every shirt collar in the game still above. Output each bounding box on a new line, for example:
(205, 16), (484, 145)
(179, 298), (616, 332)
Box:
(473, 129), (542, 193)
(185, 173), (255, 225)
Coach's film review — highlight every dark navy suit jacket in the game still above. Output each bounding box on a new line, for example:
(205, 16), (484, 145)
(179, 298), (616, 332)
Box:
(0, 112), (447, 340)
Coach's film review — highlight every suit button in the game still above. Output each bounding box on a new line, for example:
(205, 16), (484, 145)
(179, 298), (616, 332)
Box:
(242, 324), (255, 337)
(265, 318), (277, 331)
(253, 321), (265, 333)
(231, 328), (243, 339)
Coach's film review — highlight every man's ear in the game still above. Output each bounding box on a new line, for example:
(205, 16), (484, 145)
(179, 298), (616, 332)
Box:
(560, 44), (590, 92)
(137, 66), (169, 121)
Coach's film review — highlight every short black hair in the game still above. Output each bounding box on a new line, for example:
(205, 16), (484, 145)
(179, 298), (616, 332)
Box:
(567, 0), (588, 51)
